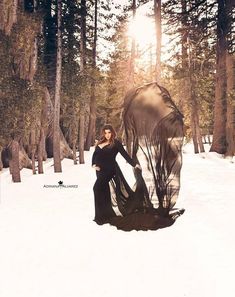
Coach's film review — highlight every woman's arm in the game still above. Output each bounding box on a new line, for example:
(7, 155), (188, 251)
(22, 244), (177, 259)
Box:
(91, 148), (101, 171)
(116, 140), (136, 167)
(92, 148), (97, 166)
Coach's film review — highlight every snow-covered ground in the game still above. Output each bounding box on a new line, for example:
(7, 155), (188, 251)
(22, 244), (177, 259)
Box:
(0, 144), (235, 297)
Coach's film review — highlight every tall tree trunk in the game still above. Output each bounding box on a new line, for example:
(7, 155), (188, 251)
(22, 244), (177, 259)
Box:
(38, 127), (45, 174)
(210, 0), (228, 154)
(196, 115), (205, 153)
(225, 53), (235, 156)
(43, 0), (57, 96)
(85, 81), (96, 150)
(79, 104), (85, 164)
(9, 140), (21, 183)
(53, 0), (62, 172)
(154, 0), (161, 83)
(72, 144), (77, 164)
(28, 37), (38, 82)
(30, 129), (37, 174)
(180, 0), (188, 113)
(182, 0), (204, 153)
(37, 87), (49, 174)
(127, 0), (136, 90)
(66, 0), (78, 162)
(72, 134), (78, 165)
(68, 113), (78, 165)
(85, 0), (98, 151)
(190, 108), (199, 153)
(44, 87), (73, 159)
(0, 148), (3, 171)
(188, 40), (205, 153)
(189, 77), (205, 154)
(181, 0), (188, 70)
(126, 0), (136, 154)
(79, 0), (87, 164)
(149, 42), (154, 81)
(225, 0), (235, 157)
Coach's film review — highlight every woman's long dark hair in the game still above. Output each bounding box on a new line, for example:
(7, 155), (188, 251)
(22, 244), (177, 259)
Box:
(96, 124), (117, 147)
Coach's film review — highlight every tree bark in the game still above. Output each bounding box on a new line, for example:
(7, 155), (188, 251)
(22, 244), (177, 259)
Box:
(30, 129), (37, 174)
(43, 0), (57, 97)
(43, 87), (73, 159)
(38, 91), (48, 174)
(9, 140), (21, 182)
(10, 1), (39, 81)
(127, 0), (136, 90)
(225, 0), (235, 157)
(179, 0), (188, 113)
(196, 118), (205, 153)
(154, 0), (161, 83)
(84, 86), (96, 150)
(210, 0), (228, 154)
(79, 0), (87, 163)
(0, 0), (18, 35)
(53, 0), (62, 172)
(79, 103), (85, 164)
(28, 37), (38, 82)
(0, 148), (3, 171)
(225, 53), (235, 156)
(72, 142), (78, 165)
(68, 115), (78, 164)
(85, 0), (98, 151)
(38, 127), (45, 174)
(188, 47), (205, 154)
(183, 0), (204, 154)
(125, 0), (137, 154)
(181, 0), (188, 70)
(19, 143), (32, 169)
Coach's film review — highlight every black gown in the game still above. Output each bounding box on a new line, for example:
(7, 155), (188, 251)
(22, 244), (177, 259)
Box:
(92, 82), (185, 231)
(92, 139), (136, 224)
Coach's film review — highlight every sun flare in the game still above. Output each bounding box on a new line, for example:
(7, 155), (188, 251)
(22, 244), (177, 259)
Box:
(128, 14), (155, 50)
(128, 13), (172, 66)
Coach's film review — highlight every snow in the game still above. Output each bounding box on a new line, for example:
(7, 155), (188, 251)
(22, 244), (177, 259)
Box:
(0, 144), (235, 297)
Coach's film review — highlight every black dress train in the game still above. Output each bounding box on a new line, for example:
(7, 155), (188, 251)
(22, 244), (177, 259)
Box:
(92, 82), (185, 231)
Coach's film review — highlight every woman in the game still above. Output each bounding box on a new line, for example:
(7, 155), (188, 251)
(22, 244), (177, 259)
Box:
(92, 124), (141, 225)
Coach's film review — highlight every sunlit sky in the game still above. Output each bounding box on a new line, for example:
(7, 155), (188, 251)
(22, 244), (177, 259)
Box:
(97, 0), (174, 69)
(128, 13), (155, 49)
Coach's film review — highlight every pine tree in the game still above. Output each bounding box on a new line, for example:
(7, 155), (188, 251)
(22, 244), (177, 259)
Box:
(154, 0), (161, 82)
(85, 0), (98, 151)
(53, 0), (62, 172)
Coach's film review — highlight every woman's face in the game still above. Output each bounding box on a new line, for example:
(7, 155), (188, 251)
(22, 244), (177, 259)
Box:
(104, 129), (112, 141)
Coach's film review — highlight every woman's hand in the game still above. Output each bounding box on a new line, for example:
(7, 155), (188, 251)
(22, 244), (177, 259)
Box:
(135, 164), (142, 170)
(92, 164), (101, 171)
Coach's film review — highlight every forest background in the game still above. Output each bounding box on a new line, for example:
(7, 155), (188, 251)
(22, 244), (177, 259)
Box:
(0, 0), (234, 182)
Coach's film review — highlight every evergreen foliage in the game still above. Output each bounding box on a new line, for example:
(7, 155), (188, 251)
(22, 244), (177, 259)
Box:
(0, 0), (234, 175)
